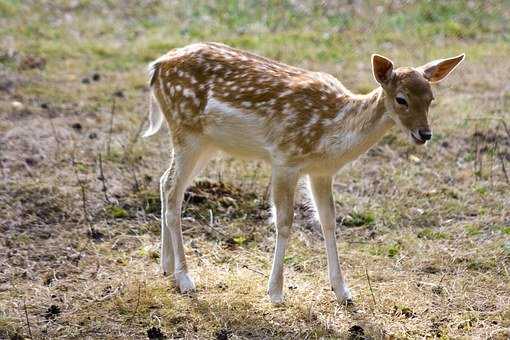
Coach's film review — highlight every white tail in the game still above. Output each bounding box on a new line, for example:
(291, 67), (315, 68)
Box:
(143, 61), (164, 138)
(142, 92), (163, 138)
(147, 42), (464, 304)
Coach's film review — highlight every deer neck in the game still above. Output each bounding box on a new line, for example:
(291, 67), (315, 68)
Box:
(323, 86), (395, 155)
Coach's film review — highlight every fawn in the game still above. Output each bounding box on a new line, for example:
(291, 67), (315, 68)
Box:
(144, 42), (464, 304)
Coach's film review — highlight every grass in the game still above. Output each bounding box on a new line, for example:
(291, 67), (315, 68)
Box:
(1, 0), (509, 338)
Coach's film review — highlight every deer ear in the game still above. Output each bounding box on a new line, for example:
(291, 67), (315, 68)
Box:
(418, 54), (465, 83)
(372, 54), (394, 86)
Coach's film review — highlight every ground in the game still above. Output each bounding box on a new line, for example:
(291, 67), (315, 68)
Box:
(0, 1), (509, 339)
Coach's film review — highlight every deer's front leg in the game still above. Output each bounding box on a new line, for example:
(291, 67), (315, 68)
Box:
(267, 167), (298, 304)
(309, 175), (352, 303)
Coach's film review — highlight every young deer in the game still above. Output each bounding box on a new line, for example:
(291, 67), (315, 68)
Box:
(144, 42), (464, 304)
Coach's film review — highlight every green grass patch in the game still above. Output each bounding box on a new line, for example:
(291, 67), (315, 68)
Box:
(465, 225), (482, 236)
(106, 205), (129, 219)
(342, 211), (375, 227)
(417, 228), (448, 240)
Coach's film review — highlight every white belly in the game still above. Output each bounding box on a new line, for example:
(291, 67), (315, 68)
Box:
(202, 97), (271, 160)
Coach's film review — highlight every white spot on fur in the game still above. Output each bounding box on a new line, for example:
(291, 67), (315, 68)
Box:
(279, 90), (293, 97)
(183, 88), (195, 98)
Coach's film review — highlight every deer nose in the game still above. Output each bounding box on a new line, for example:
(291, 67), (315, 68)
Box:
(418, 129), (432, 141)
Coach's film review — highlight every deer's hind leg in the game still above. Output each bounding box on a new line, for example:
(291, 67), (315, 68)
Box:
(161, 165), (175, 276)
(160, 135), (215, 293)
(267, 166), (299, 304)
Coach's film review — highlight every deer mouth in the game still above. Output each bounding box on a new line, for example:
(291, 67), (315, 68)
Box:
(411, 131), (426, 145)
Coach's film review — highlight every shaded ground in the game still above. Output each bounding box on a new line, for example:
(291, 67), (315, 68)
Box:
(1, 1), (509, 339)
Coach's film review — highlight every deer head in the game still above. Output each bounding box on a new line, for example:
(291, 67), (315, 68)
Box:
(372, 53), (465, 145)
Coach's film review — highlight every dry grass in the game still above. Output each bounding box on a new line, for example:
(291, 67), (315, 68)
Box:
(1, 1), (509, 339)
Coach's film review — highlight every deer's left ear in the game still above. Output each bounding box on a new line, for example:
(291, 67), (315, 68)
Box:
(417, 54), (465, 83)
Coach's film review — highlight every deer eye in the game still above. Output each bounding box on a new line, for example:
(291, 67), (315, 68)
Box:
(395, 96), (408, 106)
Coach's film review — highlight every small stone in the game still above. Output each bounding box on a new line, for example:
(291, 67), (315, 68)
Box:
(25, 158), (36, 166)
(81, 78), (90, 84)
(71, 123), (82, 131)
(113, 90), (124, 98)
(11, 101), (24, 111)
(409, 154), (420, 163)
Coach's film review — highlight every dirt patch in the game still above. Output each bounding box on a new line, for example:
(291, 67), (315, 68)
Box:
(0, 181), (74, 235)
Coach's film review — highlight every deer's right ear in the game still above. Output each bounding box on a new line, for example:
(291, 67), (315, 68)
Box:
(372, 54), (394, 86)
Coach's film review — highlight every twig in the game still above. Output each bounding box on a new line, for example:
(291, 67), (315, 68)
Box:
(474, 124), (482, 180)
(0, 145), (6, 180)
(128, 280), (142, 320)
(242, 264), (267, 277)
(71, 143), (92, 230)
(208, 209), (214, 227)
(194, 211), (228, 237)
(119, 141), (141, 192)
(498, 152), (509, 184)
(23, 297), (33, 339)
(106, 97), (116, 156)
(497, 121), (510, 184)
(365, 268), (377, 312)
(0, 160), (5, 180)
(46, 111), (61, 161)
(489, 125), (500, 186)
(97, 152), (111, 203)
(127, 163), (140, 193)
(500, 120), (510, 139)
(438, 272), (448, 285)
(123, 115), (148, 162)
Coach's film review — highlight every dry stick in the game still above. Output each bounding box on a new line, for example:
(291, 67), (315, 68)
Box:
(500, 120), (510, 140)
(194, 211), (228, 237)
(242, 264), (267, 277)
(497, 120), (510, 184)
(47, 111), (61, 161)
(128, 163), (140, 193)
(489, 125), (499, 186)
(106, 97), (116, 156)
(438, 272), (448, 285)
(474, 124), (481, 180)
(71, 144), (93, 231)
(128, 280), (142, 320)
(495, 124), (503, 184)
(122, 115), (148, 162)
(0, 160), (5, 180)
(23, 297), (33, 339)
(97, 152), (111, 203)
(119, 139), (142, 193)
(498, 152), (509, 184)
(365, 268), (377, 313)
(0, 145), (5, 180)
